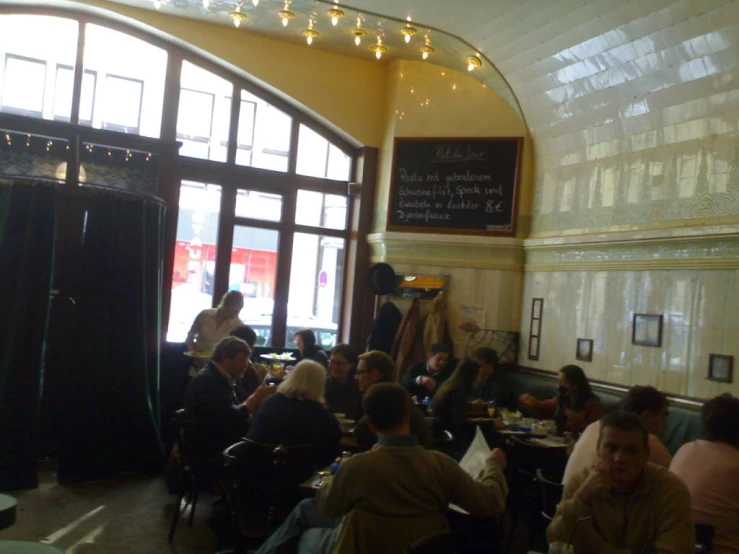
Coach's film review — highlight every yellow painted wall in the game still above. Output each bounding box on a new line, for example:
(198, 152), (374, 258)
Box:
(76, 0), (387, 148)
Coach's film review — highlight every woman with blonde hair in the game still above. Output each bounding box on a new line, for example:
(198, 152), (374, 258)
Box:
(247, 360), (341, 470)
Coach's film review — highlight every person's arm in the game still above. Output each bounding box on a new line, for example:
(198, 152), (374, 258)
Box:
(401, 363), (426, 396)
(243, 384), (277, 416)
(185, 311), (204, 351)
(445, 452), (508, 517)
(546, 469), (599, 547)
(523, 396), (557, 419)
(567, 397), (605, 434)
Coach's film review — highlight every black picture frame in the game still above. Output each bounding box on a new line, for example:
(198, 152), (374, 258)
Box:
(631, 313), (663, 347)
(708, 354), (733, 384)
(576, 338), (593, 362)
(528, 298), (543, 360)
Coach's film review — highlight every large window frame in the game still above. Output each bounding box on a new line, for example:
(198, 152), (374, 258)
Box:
(0, 7), (361, 347)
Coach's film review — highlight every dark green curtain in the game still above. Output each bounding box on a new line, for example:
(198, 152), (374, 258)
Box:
(50, 191), (165, 483)
(0, 182), (57, 491)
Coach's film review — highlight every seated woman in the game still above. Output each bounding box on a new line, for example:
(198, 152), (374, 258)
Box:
(519, 364), (603, 434)
(324, 343), (362, 421)
(294, 328), (329, 369)
(186, 290), (244, 375)
(430, 359), (485, 446)
(247, 360), (341, 472)
(474, 347), (517, 411)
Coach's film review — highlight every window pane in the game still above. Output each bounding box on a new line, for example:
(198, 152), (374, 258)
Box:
(235, 189), (282, 222)
(286, 233), (344, 350)
(0, 15), (78, 121)
(81, 24), (167, 138)
(327, 144), (352, 181)
(167, 182), (222, 342)
(233, 227), (279, 347)
(237, 89), (291, 172)
(296, 124), (328, 179)
(295, 190), (347, 230)
(53, 66), (73, 120)
(177, 61), (230, 162)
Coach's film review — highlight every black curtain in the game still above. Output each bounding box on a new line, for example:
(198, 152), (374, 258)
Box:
(0, 182), (57, 491)
(48, 191), (166, 483)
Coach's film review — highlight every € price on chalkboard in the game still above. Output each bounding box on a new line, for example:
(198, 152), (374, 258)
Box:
(388, 137), (522, 235)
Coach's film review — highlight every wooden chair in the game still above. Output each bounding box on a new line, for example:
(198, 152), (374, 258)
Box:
(535, 468), (564, 522)
(223, 439), (317, 541)
(167, 409), (226, 542)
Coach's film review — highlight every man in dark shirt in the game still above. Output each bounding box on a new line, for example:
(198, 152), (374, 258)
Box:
(474, 347), (517, 411)
(400, 343), (452, 399)
(183, 336), (274, 458)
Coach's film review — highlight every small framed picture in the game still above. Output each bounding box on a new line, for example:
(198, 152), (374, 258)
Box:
(576, 338), (593, 362)
(708, 354), (733, 383)
(632, 313), (663, 347)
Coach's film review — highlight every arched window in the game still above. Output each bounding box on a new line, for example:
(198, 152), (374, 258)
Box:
(0, 10), (359, 348)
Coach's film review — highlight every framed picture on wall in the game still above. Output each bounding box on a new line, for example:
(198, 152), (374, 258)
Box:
(576, 338), (593, 362)
(528, 298), (543, 360)
(632, 313), (663, 347)
(708, 354), (733, 383)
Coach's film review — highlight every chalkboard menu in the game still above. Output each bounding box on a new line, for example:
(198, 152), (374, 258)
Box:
(388, 137), (522, 235)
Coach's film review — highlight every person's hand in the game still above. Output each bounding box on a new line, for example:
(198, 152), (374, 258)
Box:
(254, 383), (277, 400)
(577, 464), (614, 506)
(519, 393), (534, 408)
(488, 448), (507, 471)
(419, 376), (436, 392)
(493, 419), (506, 430)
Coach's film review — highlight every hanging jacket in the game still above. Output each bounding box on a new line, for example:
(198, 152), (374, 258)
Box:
(366, 301), (402, 354)
(422, 291), (447, 355)
(391, 298), (421, 382)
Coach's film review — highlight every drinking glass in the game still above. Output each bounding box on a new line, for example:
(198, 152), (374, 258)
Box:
(486, 401), (496, 417)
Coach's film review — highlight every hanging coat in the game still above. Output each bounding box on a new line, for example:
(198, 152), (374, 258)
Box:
(391, 298), (421, 382)
(366, 301), (402, 354)
(422, 291), (447, 354)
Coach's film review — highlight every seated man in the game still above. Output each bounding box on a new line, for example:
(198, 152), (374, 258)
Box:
(548, 411), (694, 553)
(183, 336), (274, 458)
(670, 393), (739, 554)
(563, 385), (672, 486)
(401, 342), (452, 398)
(256, 383), (509, 554)
(230, 324), (269, 396)
(352, 350), (432, 448)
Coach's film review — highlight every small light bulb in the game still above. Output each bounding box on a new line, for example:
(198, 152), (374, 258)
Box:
(376, 50), (382, 60)
(307, 35), (313, 45)
(282, 17), (288, 26)
(331, 16), (338, 26)
(422, 51), (428, 60)
(355, 36), (361, 46)
(202, 0), (209, 7)
(252, 0), (258, 5)
(154, 0), (161, 9)
(405, 34), (411, 44)
(234, 17), (241, 27)
(468, 62), (475, 71)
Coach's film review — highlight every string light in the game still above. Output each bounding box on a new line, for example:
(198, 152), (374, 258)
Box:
(466, 56), (482, 72)
(327, 8), (344, 26)
(421, 45), (434, 60)
(279, 2), (294, 26)
(230, 4), (247, 28)
(352, 27), (366, 46)
(303, 28), (319, 45)
(370, 36), (387, 60)
(401, 25), (417, 44)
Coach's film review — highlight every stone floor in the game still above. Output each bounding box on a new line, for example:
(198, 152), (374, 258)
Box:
(1, 470), (217, 553)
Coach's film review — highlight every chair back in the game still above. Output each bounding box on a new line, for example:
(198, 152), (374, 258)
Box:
(223, 439), (316, 535)
(506, 436), (568, 483)
(535, 468), (564, 521)
(695, 523), (714, 553)
(173, 409), (223, 472)
(407, 530), (457, 554)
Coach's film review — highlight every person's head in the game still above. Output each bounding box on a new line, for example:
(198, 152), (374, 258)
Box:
(621, 385), (669, 435)
(474, 347), (500, 382)
(218, 290), (244, 319)
(701, 393), (739, 448)
(432, 359), (482, 409)
(363, 383), (412, 436)
(597, 411), (650, 488)
(212, 336), (251, 380)
(355, 350), (395, 393)
(558, 365), (594, 410)
(329, 343), (358, 382)
(294, 328), (317, 355)
(276, 360), (326, 403)
(427, 343), (451, 374)
(230, 324), (257, 348)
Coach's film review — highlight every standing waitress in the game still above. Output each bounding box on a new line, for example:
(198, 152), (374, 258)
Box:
(186, 290), (245, 374)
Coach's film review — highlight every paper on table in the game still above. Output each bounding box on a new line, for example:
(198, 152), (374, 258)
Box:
(450, 427), (491, 514)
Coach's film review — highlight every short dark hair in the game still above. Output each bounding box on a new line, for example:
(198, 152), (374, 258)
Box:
(330, 343), (358, 367)
(212, 336), (251, 362)
(621, 385), (668, 415)
(474, 347), (499, 368)
(701, 393), (739, 446)
(231, 324), (257, 348)
(363, 383), (412, 432)
(429, 343), (450, 356)
(598, 411), (649, 448)
(358, 350), (395, 382)
(294, 328), (318, 353)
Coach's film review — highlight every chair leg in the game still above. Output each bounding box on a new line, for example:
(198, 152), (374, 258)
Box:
(188, 488), (199, 527)
(168, 491), (185, 542)
(504, 511), (518, 554)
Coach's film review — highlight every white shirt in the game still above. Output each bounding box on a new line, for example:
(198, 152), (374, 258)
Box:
(562, 419), (673, 486)
(187, 308), (242, 354)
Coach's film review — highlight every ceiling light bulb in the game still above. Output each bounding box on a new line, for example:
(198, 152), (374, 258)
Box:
(282, 17), (288, 26)
(231, 9), (247, 27)
(466, 56), (482, 71)
(421, 45), (434, 60)
(202, 0), (209, 7)
(405, 34), (411, 43)
(422, 51), (428, 60)
(401, 26), (417, 44)
(376, 50), (382, 60)
(328, 9), (344, 26)
(355, 36), (361, 46)
(252, 0), (258, 5)
(352, 28), (366, 47)
(279, 9), (294, 26)
(154, 0), (161, 9)
(303, 29), (319, 45)
(370, 41), (387, 60)
(332, 16), (338, 25)
(307, 35), (313, 44)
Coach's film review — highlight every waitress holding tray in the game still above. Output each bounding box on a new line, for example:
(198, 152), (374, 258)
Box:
(185, 290), (244, 375)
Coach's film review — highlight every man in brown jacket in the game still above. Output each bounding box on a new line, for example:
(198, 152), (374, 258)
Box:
(256, 383), (508, 554)
(547, 411), (694, 554)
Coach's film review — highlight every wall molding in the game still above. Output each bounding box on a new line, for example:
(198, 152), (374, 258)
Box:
(524, 224), (739, 272)
(367, 231), (524, 271)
